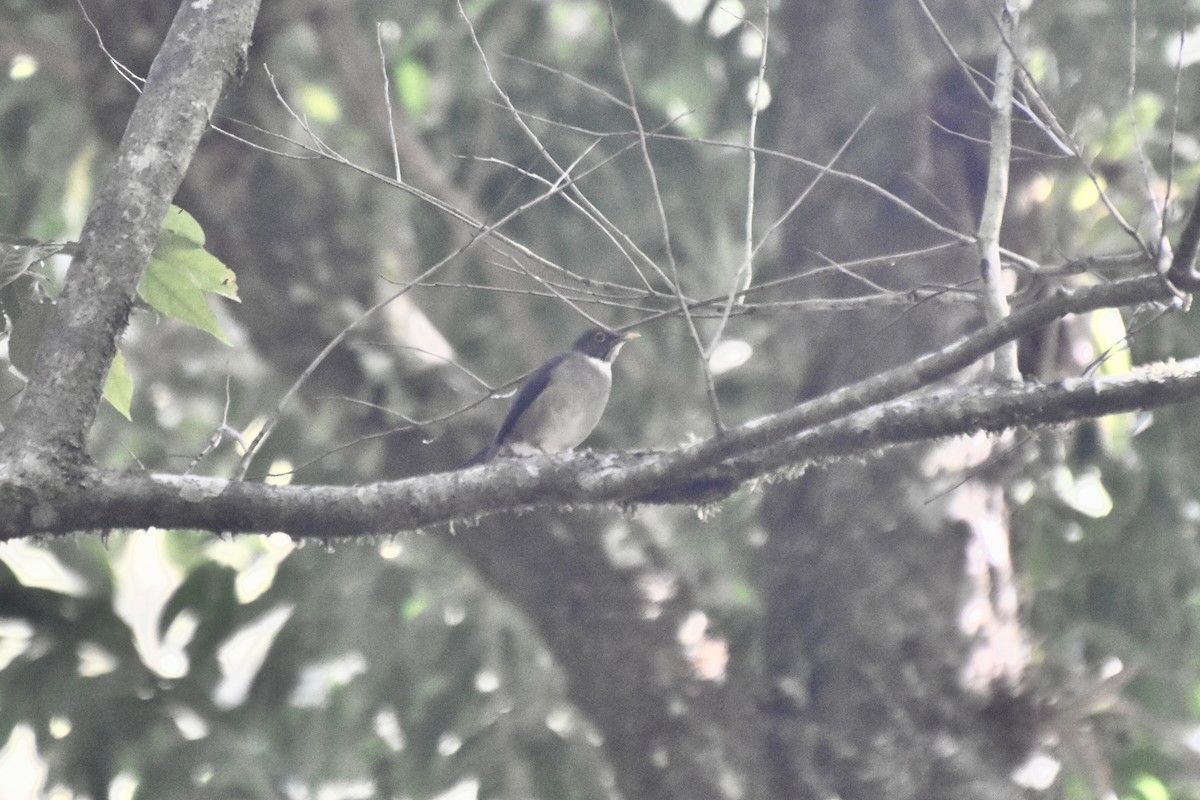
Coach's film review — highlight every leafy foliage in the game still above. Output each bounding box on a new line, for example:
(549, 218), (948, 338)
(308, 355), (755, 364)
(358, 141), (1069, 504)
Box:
(139, 206), (240, 345)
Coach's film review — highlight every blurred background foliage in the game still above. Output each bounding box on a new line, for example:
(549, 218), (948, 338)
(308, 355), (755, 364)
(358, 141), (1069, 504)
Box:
(1, 0), (1200, 798)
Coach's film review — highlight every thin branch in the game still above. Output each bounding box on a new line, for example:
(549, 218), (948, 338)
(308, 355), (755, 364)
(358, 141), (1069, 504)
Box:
(502, 54), (633, 110)
(1127, 0), (1156, 209)
(451, 122), (701, 302)
(607, 1), (726, 433)
(209, 119), (322, 160)
(732, 5), (769, 324)
(456, 0), (670, 294)
(75, 0), (145, 91)
(1159, 5), (1189, 259)
(976, 1), (1021, 381)
(914, 0), (992, 107)
(184, 373), (243, 476)
(377, 22), (403, 183)
(235, 119), (609, 478)
(1124, 0), (1173, 272)
(759, 109), (875, 254)
(1004, 26), (1151, 256)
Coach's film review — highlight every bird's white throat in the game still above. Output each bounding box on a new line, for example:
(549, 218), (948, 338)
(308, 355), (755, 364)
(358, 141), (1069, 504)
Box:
(583, 354), (613, 374)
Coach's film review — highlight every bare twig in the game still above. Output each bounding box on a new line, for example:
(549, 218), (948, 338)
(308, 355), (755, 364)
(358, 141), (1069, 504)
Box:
(502, 54), (633, 110)
(75, 0), (145, 91)
(184, 374), (246, 475)
(914, 0), (992, 107)
(1159, 7), (1190, 259)
(606, 1), (726, 433)
(377, 22), (403, 183)
(1002, 23), (1151, 256)
(976, 1), (1021, 381)
(1124, 0), (1172, 270)
(236, 73), (616, 478)
(452, 117), (702, 303)
(735, 5), (769, 309)
(257, 65), (649, 299)
(456, 0), (671, 295)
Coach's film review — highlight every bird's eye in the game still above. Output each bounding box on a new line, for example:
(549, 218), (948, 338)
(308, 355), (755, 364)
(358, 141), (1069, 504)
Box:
(593, 331), (607, 342)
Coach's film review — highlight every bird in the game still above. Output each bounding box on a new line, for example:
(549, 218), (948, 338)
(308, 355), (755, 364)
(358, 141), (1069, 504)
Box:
(0, 237), (66, 290)
(465, 327), (640, 465)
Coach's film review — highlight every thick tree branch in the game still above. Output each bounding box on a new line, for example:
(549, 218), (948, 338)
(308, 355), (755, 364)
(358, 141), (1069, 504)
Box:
(724, 358), (1198, 480)
(0, 0), (261, 464)
(3, 350), (1197, 538)
(635, 274), (1169, 486)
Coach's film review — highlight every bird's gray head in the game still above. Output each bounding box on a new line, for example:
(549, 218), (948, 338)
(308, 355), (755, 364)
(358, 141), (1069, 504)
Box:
(572, 327), (640, 362)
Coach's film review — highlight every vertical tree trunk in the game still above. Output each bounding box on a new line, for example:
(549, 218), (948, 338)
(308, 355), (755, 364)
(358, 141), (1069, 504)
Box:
(758, 2), (1031, 797)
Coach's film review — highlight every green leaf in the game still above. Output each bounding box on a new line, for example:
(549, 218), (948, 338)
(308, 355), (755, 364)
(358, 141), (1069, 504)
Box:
(155, 233), (239, 300)
(140, 255), (231, 344)
(296, 84), (341, 123)
(137, 206), (239, 343)
(396, 59), (431, 116)
(161, 205), (206, 246)
(1130, 772), (1170, 800)
(401, 592), (431, 621)
(1091, 306), (1131, 376)
(102, 349), (133, 420)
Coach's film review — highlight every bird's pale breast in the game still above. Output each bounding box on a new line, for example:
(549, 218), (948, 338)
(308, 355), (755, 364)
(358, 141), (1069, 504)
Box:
(508, 353), (612, 452)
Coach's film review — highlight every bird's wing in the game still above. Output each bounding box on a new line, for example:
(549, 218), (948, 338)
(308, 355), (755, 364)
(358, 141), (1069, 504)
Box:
(491, 353), (566, 449)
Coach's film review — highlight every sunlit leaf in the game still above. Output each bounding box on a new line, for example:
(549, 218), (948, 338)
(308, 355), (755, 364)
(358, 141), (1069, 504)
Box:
(137, 206), (239, 343)
(1069, 176), (1102, 212)
(161, 205), (206, 246)
(296, 84), (341, 123)
(154, 207), (239, 300)
(140, 255), (231, 344)
(1130, 772), (1170, 800)
(155, 235), (239, 300)
(102, 349), (132, 420)
(402, 593), (430, 621)
(1091, 307), (1131, 376)
(395, 59), (430, 116)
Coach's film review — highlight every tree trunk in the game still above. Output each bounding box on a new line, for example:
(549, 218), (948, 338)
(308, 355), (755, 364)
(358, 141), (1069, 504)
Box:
(758, 2), (1032, 798)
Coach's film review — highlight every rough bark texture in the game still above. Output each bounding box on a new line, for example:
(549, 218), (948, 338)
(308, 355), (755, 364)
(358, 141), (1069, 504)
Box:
(452, 520), (770, 800)
(1, 0), (261, 463)
(1, 352), (1193, 537)
(755, 2), (1031, 797)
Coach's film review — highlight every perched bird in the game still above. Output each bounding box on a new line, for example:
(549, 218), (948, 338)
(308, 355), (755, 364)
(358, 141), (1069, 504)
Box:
(0, 237), (67, 289)
(465, 327), (640, 465)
